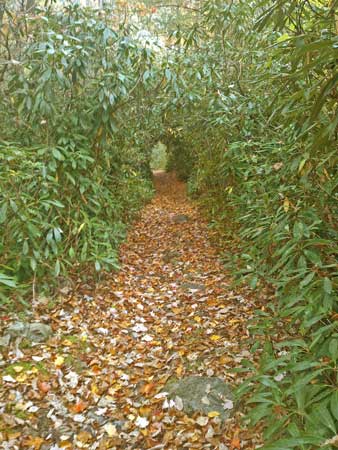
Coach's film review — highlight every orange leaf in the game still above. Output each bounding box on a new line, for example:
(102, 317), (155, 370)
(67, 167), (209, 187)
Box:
(176, 365), (184, 376)
(38, 380), (51, 394)
(23, 437), (44, 449)
(140, 383), (156, 395)
(230, 429), (241, 450)
(71, 400), (88, 413)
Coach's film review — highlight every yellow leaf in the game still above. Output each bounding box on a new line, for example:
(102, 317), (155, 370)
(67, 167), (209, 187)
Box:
(13, 365), (24, 373)
(77, 431), (92, 443)
(8, 432), (21, 439)
(55, 356), (65, 367)
(176, 365), (184, 376)
(298, 158), (307, 174)
(91, 383), (99, 395)
(103, 422), (118, 437)
(208, 411), (220, 418)
(194, 316), (201, 323)
(108, 383), (122, 394)
(78, 223), (85, 233)
(210, 335), (221, 341)
(283, 197), (290, 213)
(16, 373), (28, 382)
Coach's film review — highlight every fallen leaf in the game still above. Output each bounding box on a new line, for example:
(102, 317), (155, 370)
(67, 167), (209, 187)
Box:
(71, 400), (88, 413)
(54, 355), (65, 367)
(210, 335), (221, 341)
(207, 411), (220, 418)
(2, 375), (16, 383)
(140, 382), (156, 395)
(196, 416), (209, 426)
(230, 429), (241, 450)
(104, 422), (118, 437)
(135, 416), (149, 428)
(223, 400), (234, 410)
(38, 380), (51, 393)
(22, 436), (44, 449)
(77, 431), (93, 443)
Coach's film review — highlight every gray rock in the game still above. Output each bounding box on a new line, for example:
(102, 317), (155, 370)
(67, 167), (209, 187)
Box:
(0, 334), (10, 346)
(181, 282), (206, 292)
(164, 376), (234, 419)
(162, 250), (180, 263)
(172, 214), (190, 224)
(6, 322), (52, 342)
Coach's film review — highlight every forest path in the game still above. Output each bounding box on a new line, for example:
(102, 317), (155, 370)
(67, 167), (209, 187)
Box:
(1, 172), (260, 449)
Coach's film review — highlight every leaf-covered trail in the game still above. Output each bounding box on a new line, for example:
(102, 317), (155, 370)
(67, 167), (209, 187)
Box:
(1, 172), (261, 449)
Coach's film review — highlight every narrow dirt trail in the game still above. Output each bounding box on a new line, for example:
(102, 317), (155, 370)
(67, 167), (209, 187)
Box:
(0, 172), (260, 449)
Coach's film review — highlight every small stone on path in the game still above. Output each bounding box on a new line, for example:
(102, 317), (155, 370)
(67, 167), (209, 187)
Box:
(181, 281), (206, 292)
(172, 214), (190, 224)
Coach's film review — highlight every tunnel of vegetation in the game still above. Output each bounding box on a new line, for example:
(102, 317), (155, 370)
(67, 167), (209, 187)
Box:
(0, 1), (337, 448)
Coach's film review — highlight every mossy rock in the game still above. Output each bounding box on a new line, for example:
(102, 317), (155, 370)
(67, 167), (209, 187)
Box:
(164, 376), (234, 419)
(6, 322), (52, 343)
(172, 214), (190, 224)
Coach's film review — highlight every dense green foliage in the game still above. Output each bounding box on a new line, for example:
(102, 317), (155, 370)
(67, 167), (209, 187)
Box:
(160, 1), (338, 448)
(0, 3), (166, 301)
(1, 0), (337, 447)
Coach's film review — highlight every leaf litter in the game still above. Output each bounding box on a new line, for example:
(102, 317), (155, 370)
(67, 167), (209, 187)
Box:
(0, 172), (263, 449)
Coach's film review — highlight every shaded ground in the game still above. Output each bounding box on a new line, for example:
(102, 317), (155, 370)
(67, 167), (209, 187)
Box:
(0, 172), (262, 449)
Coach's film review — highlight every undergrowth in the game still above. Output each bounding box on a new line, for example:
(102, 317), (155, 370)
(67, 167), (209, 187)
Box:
(160, 1), (338, 448)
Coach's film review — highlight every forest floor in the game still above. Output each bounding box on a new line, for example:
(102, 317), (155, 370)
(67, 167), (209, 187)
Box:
(0, 172), (263, 449)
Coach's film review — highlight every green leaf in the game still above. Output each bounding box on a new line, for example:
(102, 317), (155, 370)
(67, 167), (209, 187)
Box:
(165, 68), (172, 81)
(143, 70), (151, 83)
(0, 273), (17, 288)
(52, 148), (64, 161)
(249, 275), (258, 289)
(323, 277), (332, 294)
(30, 258), (37, 272)
(293, 222), (303, 240)
(304, 249), (322, 266)
(0, 203), (8, 224)
(261, 435), (323, 449)
(310, 73), (338, 121)
(22, 240), (29, 255)
(310, 403), (337, 434)
(53, 228), (62, 243)
(328, 338), (338, 362)
(299, 272), (315, 289)
(330, 391), (338, 421)
(54, 260), (60, 277)
(9, 199), (18, 213)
